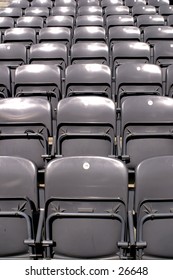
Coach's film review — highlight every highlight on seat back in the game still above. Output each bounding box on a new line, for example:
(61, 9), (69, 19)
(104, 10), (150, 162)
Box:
(0, 97), (52, 170)
(43, 156), (128, 259)
(120, 95), (173, 171)
(135, 156), (173, 259)
(55, 96), (116, 157)
(0, 156), (38, 259)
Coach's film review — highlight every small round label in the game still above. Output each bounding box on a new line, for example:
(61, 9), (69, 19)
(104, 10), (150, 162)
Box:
(83, 162), (90, 170)
(148, 100), (153, 106)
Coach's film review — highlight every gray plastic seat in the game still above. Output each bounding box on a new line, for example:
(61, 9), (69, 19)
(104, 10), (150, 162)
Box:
(0, 17), (14, 33)
(148, 0), (169, 8)
(43, 156), (128, 259)
(78, 6), (102, 16)
(31, 0), (53, 8)
(29, 43), (67, 75)
(25, 7), (49, 19)
(105, 6), (130, 18)
(38, 27), (71, 52)
(50, 6), (76, 17)
(54, 0), (76, 7)
(14, 64), (62, 118)
(55, 96), (116, 157)
(120, 95), (173, 171)
(124, 0), (146, 7)
(153, 41), (173, 67)
(158, 4), (173, 20)
(71, 42), (109, 65)
(115, 63), (162, 105)
(143, 26), (173, 46)
(73, 26), (106, 44)
(0, 43), (26, 67)
(65, 64), (111, 98)
(101, 0), (123, 9)
(16, 16), (44, 33)
(0, 97), (52, 170)
(136, 15), (165, 30)
(0, 156), (38, 259)
(106, 15), (134, 32)
(132, 5), (157, 18)
(3, 28), (36, 47)
(45, 15), (74, 31)
(0, 7), (22, 20)
(112, 42), (150, 67)
(135, 156), (173, 259)
(78, 0), (100, 6)
(109, 26), (141, 49)
(0, 65), (11, 98)
(9, 0), (29, 8)
(76, 15), (104, 27)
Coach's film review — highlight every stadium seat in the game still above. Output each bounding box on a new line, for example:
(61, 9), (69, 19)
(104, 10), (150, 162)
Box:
(38, 27), (71, 52)
(104, 6), (130, 18)
(106, 15), (134, 33)
(3, 28), (36, 47)
(78, 6), (102, 16)
(115, 63), (162, 106)
(125, 0), (146, 8)
(78, 0), (100, 6)
(73, 26), (106, 44)
(143, 26), (173, 46)
(54, 96), (116, 157)
(29, 43), (68, 76)
(132, 5), (157, 18)
(109, 26), (141, 50)
(0, 97), (52, 170)
(165, 64), (173, 97)
(76, 15), (104, 27)
(16, 16), (44, 33)
(120, 95), (173, 172)
(65, 64), (112, 98)
(0, 7), (22, 21)
(50, 6), (76, 17)
(0, 156), (39, 259)
(70, 42), (109, 65)
(136, 15), (165, 31)
(25, 7), (49, 19)
(54, 0), (76, 7)
(0, 17), (14, 33)
(135, 156), (173, 259)
(148, 0), (169, 9)
(101, 0), (123, 10)
(158, 4), (173, 20)
(31, 0), (53, 8)
(0, 43), (26, 67)
(45, 15), (74, 31)
(14, 64), (62, 118)
(9, 0), (29, 9)
(42, 156), (128, 259)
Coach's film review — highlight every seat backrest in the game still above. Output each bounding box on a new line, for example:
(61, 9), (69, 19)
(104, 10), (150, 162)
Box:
(135, 156), (173, 259)
(78, 6), (103, 16)
(25, 7), (49, 19)
(54, 0), (76, 7)
(9, 0), (30, 8)
(0, 97), (52, 169)
(31, 0), (53, 8)
(78, 0), (100, 6)
(121, 95), (173, 170)
(65, 64), (111, 98)
(16, 16), (44, 33)
(105, 6), (130, 17)
(0, 43), (26, 67)
(165, 64), (173, 97)
(3, 28), (36, 47)
(29, 43), (68, 72)
(76, 15), (104, 27)
(109, 26), (141, 48)
(44, 156), (128, 259)
(56, 96), (116, 157)
(50, 6), (76, 17)
(153, 41), (173, 67)
(0, 7), (22, 19)
(106, 15), (134, 31)
(148, 0), (169, 7)
(143, 26), (173, 46)
(45, 15), (74, 30)
(125, 0), (146, 7)
(0, 156), (38, 258)
(101, 0), (123, 9)
(136, 14), (165, 29)
(0, 17), (14, 33)
(73, 26), (106, 44)
(71, 42), (109, 65)
(115, 63), (162, 104)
